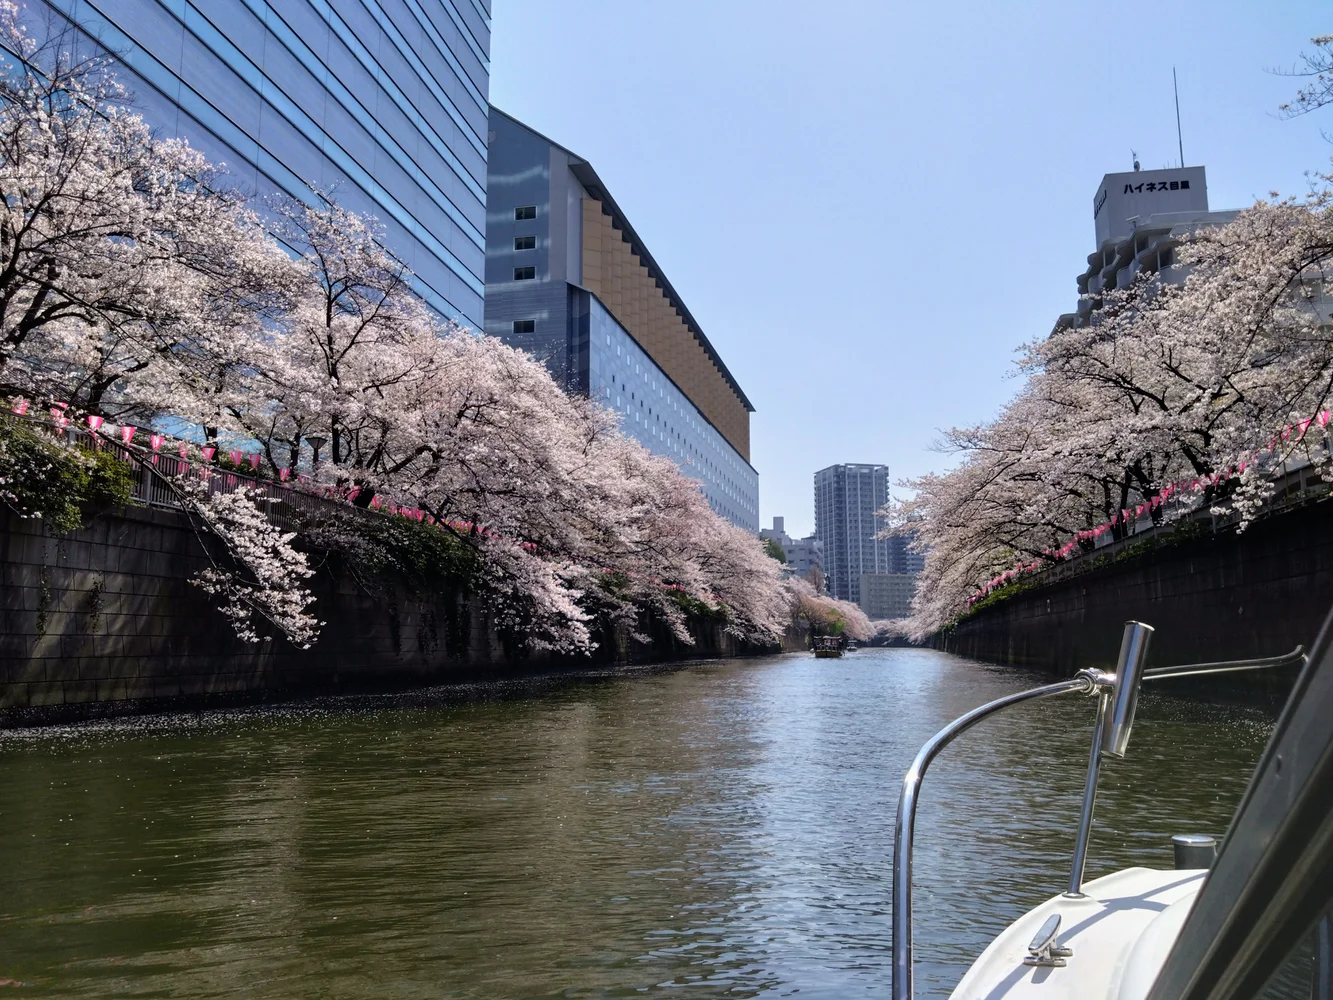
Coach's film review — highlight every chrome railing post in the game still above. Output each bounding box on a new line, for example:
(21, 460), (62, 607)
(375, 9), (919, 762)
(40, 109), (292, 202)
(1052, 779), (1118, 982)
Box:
(1065, 620), (1153, 896)
(891, 676), (1094, 1000)
(1065, 690), (1109, 897)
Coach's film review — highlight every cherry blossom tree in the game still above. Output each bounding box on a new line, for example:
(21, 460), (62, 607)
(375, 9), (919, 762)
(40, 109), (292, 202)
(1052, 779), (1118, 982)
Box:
(1277, 35), (1333, 121)
(0, 5), (293, 422)
(0, 5), (794, 654)
(895, 191), (1333, 640)
(187, 484), (320, 648)
(785, 576), (872, 642)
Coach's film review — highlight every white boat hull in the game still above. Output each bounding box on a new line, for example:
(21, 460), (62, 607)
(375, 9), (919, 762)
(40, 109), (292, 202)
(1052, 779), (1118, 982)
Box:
(949, 867), (1206, 1000)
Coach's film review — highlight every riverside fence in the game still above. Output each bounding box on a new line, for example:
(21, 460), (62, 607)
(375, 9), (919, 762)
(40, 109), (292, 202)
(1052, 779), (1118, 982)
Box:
(5, 408), (394, 535)
(981, 455), (1333, 600)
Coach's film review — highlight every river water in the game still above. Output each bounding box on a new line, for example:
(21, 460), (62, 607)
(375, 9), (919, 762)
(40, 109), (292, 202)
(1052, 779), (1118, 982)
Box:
(0, 648), (1278, 998)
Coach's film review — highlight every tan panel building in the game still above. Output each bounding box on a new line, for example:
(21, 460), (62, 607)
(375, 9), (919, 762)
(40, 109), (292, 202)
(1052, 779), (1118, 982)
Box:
(578, 197), (750, 459)
(485, 109), (758, 529)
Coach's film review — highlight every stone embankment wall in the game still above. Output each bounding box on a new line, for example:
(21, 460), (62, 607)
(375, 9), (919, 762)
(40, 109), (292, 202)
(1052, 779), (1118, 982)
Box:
(0, 507), (761, 725)
(938, 500), (1333, 681)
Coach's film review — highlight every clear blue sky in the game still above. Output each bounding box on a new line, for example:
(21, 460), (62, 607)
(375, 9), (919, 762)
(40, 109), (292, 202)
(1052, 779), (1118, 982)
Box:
(490, 1), (1332, 538)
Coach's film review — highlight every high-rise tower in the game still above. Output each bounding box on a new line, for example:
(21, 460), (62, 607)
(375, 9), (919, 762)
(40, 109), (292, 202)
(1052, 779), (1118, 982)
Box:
(813, 464), (890, 604)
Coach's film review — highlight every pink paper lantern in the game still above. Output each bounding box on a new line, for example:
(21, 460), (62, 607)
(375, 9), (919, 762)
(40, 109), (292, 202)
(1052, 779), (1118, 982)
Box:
(248, 453), (260, 470)
(11, 398), (28, 415)
(86, 415), (104, 431)
(120, 425), (136, 445)
(201, 446), (216, 461)
(150, 433), (164, 451)
(178, 442), (189, 459)
(228, 449), (242, 465)
(279, 468), (290, 482)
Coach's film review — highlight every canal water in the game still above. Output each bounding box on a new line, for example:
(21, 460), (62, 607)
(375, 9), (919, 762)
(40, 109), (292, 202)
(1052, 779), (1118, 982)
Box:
(0, 648), (1277, 998)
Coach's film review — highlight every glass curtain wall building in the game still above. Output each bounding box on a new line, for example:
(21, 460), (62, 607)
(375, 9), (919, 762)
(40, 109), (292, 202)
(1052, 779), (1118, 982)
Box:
(21, 0), (490, 327)
(814, 464), (891, 604)
(484, 109), (759, 531)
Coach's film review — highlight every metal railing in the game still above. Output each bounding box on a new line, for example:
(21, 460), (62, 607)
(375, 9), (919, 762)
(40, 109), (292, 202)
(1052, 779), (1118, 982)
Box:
(993, 458), (1333, 599)
(4, 411), (377, 534)
(891, 625), (1310, 1000)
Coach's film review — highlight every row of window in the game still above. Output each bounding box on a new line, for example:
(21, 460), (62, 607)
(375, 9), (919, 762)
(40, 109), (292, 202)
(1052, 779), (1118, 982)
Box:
(513, 206), (537, 280)
(593, 327), (755, 519)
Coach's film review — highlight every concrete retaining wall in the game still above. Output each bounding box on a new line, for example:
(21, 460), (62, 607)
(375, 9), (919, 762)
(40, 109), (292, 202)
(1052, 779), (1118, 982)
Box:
(937, 499), (1333, 680)
(0, 506), (756, 725)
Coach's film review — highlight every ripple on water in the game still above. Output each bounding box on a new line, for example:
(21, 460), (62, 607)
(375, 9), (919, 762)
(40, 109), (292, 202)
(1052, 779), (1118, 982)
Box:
(0, 649), (1277, 998)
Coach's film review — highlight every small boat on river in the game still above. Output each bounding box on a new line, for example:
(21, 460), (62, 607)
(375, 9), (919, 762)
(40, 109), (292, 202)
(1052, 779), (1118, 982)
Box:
(892, 618), (1329, 999)
(813, 635), (844, 658)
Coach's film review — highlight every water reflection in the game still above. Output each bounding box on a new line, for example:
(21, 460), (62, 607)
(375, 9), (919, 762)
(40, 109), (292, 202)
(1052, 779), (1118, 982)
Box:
(0, 649), (1276, 997)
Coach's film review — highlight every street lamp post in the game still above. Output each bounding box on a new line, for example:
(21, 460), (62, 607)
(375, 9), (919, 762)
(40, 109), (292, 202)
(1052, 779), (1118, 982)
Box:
(306, 435), (327, 471)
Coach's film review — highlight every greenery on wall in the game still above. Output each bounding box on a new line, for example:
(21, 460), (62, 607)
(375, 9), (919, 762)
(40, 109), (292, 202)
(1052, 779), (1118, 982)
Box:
(0, 419), (133, 533)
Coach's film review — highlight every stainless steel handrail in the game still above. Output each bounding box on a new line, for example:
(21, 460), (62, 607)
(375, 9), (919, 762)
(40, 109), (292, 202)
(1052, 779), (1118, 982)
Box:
(891, 675), (1096, 1000)
(1143, 646), (1306, 681)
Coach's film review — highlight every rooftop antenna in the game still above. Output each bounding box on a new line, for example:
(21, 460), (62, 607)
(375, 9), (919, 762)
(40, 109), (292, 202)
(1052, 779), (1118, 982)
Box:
(1132, 149), (1140, 172)
(1173, 67), (1184, 167)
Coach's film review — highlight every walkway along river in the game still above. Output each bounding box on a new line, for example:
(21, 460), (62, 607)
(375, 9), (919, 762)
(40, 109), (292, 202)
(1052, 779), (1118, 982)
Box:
(0, 648), (1276, 997)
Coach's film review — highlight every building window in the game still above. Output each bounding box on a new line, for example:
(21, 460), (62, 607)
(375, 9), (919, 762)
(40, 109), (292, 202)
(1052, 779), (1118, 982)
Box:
(514, 235), (536, 250)
(515, 206), (536, 220)
(512, 319), (535, 333)
(514, 266), (535, 280)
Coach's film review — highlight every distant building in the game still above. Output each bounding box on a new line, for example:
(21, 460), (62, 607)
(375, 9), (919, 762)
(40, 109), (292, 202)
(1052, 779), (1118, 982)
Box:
(787, 535), (825, 583)
(760, 516), (825, 585)
(484, 109), (758, 530)
(759, 516), (793, 552)
(814, 464), (890, 605)
(887, 525), (925, 575)
(859, 573), (917, 621)
(1056, 166), (1238, 331)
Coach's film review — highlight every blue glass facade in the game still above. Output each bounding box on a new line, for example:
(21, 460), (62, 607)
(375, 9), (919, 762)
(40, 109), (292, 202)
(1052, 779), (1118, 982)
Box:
(588, 300), (758, 530)
(25, 0), (489, 327)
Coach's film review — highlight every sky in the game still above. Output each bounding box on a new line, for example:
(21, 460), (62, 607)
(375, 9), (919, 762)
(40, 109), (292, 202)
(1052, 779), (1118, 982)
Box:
(489, 1), (1333, 539)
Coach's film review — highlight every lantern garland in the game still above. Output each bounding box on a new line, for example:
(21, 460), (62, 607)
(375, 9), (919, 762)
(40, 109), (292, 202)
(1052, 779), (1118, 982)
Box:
(967, 408), (1333, 606)
(5, 406), (553, 564)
